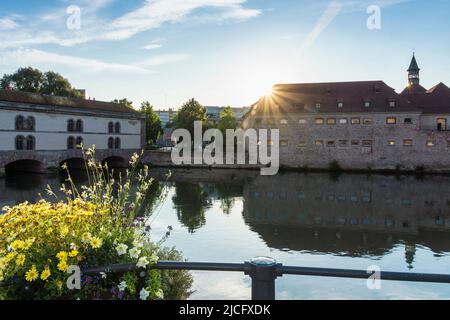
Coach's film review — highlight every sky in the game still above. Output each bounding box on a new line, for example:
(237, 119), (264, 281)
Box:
(0, 0), (449, 110)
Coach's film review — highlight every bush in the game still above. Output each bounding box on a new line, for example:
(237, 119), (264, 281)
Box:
(329, 160), (342, 172)
(0, 147), (191, 300)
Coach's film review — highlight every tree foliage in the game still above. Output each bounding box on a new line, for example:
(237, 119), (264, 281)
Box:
(1, 67), (83, 98)
(172, 98), (208, 136)
(216, 106), (238, 134)
(140, 101), (163, 145)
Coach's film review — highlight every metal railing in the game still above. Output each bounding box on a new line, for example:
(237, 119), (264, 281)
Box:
(83, 257), (450, 300)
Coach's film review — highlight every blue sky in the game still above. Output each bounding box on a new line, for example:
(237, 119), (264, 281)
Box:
(0, 0), (449, 109)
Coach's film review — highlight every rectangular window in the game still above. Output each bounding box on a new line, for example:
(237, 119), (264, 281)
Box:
(351, 118), (361, 125)
(388, 140), (396, 146)
(327, 141), (336, 147)
(298, 141), (307, 148)
(315, 140), (324, 146)
(339, 140), (348, 147)
(351, 140), (360, 146)
(389, 101), (396, 108)
(327, 118), (336, 125)
(299, 119), (307, 125)
(337, 102), (344, 108)
(386, 117), (397, 124)
(364, 101), (371, 108)
(404, 118), (413, 124)
(447, 140), (450, 148)
(403, 139), (413, 147)
(280, 140), (289, 147)
(363, 118), (373, 125)
(280, 119), (288, 125)
(426, 140), (436, 147)
(339, 118), (348, 124)
(315, 118), (324, 125)
(315, 103), (321, 109)
(362, 140), (373, 147)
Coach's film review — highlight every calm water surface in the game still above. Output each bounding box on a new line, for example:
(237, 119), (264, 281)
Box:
(2, 169), (450, 300)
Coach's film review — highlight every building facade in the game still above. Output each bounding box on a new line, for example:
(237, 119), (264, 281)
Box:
(0, 90), (145, 174)
(242, 55), (450, 172)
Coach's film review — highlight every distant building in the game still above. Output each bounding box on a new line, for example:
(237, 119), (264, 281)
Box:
(242, 54), (450, 171)
(156, 108), (177, 128)
(205, 106), (251, 125)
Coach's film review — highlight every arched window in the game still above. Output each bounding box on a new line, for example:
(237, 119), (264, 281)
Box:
(76, 120), (83, 132)
(26, 117), (35, 131)
(115, 122), (121, 134)
(75, 137), (83, 149)
(15, 115), (24, 131)
(114, 137), (121, 149)
(15, 135), (25, 150)
(26, 136), (35, 150)
(108, 122), (114, 133)
(67, 119), (75, 132)
(67, 136), (75, 150)
(108, 137), (114, 149)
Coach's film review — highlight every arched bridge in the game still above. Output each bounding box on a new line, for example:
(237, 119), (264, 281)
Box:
(0, 149), (140, 176)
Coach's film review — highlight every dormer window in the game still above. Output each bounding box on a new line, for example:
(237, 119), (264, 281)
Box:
(315, 102), (321, 109)
(364, 100), (371, 108)
(389, 100), (396, 108)
(337, 99), (344, 108)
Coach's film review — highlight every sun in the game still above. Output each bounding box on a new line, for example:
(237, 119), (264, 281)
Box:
(263, 84), (274, 98)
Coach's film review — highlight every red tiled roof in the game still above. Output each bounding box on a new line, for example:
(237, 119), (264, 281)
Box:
(0, 89), (140, 115)
(250, 81), (419, 116)
(402, 82), (450, 114)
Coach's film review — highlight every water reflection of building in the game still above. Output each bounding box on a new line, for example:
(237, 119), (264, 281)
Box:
(243, 173), (450, 260)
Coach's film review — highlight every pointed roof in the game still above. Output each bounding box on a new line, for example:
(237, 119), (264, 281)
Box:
(408, 54), (420, 72)
(427, 82), (450, 95)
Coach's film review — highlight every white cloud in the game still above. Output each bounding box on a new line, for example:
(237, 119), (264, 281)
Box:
(0, 17), (20, 30)
(139, 53), (190, 66)
(0, 48), (149, 74)
(103, 0), (261, 41)
(143, 43), (163, 50)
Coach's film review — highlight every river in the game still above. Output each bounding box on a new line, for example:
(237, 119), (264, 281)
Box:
(1, 169), (450, 299)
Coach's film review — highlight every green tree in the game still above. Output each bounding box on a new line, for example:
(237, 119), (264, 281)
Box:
(1, 67), (44, 93)
(113, 98), (134, 109)
(216, 106), (238, 134)
(41, 71), (82, 98)
(140, 101), (163, 145)
(172, 98), (208, 136)
(1, 67), (82, 98)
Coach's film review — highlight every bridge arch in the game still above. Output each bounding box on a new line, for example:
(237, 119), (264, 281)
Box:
(102, 156), (128, 169)
(5, 159), (44, 175)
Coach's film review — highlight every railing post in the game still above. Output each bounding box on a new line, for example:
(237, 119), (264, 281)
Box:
(245, 257), (282, 300)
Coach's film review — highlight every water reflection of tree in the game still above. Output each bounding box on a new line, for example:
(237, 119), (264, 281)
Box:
(138, 181), (165, 217)
(215, 184), (243, 215)
(172, 182), (212, 233)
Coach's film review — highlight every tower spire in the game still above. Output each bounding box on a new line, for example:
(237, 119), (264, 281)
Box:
(407, 52), (420, 86)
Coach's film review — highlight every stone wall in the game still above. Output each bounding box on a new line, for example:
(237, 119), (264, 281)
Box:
(0, 149), (140, 175)
(243, 112), (450, 172)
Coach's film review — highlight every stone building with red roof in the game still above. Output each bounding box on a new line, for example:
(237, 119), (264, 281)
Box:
(242, 54), (450, 171)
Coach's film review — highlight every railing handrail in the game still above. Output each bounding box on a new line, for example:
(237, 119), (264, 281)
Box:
(82, 259), (450, 300)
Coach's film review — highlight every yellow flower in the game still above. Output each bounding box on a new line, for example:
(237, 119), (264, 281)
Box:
(46, 228), (53, 235)
(16, 254), (26, 267)
(40, 267), (51, 281)
(25, 266), (39, 282)
(60, 226), (69, 238)
(23, 238), (35, 250)
(5, 252), (16, 264)
(57, 260), (68, 272)
(56, 251), (68, 261)
(90, 237), (103, 249)
(69, 250), (79, 257)
(11, 240), (24, 251)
